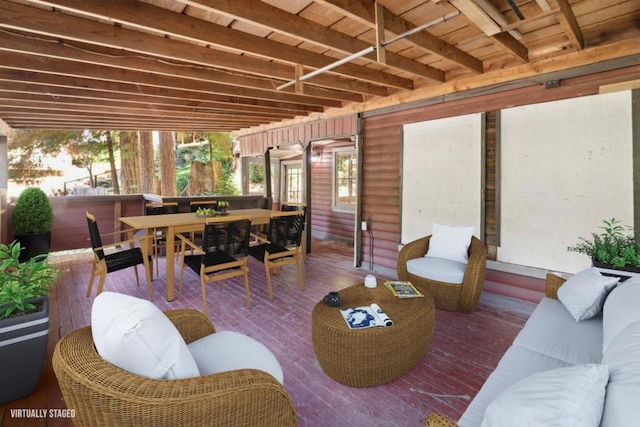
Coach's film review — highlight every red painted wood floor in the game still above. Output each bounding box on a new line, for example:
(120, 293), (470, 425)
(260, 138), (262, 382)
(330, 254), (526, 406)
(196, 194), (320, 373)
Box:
(0, 238), (535, 427)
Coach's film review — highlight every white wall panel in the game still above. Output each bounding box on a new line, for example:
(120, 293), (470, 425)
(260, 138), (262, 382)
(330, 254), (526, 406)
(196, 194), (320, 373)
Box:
(500, 91), (633, 273)
(401, 113), (482, 244)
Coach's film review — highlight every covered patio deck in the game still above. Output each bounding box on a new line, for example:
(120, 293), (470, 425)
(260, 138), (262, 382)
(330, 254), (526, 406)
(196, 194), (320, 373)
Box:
(0, 238), (535, 427)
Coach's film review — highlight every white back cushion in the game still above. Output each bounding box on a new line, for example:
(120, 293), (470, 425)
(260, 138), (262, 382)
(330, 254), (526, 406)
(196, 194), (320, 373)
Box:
(603, 278), (640, 353)
(557, 268), (618, 321)
(601, 321), (640, 427)
(91, 292), (200, 379)
(426, 222), (474, 264)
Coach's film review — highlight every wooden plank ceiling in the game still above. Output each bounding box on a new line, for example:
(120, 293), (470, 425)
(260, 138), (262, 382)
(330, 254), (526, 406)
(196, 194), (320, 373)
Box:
(0, 0), (638, 132)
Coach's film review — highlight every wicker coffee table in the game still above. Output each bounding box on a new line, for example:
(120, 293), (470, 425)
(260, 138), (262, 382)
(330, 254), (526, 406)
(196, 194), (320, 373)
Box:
(311, 281), (435, 387)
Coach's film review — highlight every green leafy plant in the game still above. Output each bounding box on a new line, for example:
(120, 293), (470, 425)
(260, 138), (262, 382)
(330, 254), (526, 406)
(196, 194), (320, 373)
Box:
(217, 200), (229, 208)
(11, 187), (54, 235)
(568, 217), (640, 268)
(0, 241), (60, 319)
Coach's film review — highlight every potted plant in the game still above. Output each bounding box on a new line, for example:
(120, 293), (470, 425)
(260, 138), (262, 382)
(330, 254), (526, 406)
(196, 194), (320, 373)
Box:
(0, 240), (60, 405)
(11, 187), (54, 262)
(218, 200), (229, 215)
(567, 217), (640, 275)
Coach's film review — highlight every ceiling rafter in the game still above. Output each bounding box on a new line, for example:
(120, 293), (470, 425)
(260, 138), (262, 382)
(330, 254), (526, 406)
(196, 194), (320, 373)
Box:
(447, 0), (528, 62)
(316, 0), (483, 74)
(21, 0), (416, 89)
(182, 0), (443, 80)
(0, 0), (636, 132)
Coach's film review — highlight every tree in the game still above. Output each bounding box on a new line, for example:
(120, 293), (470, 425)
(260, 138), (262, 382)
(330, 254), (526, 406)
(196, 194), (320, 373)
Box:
(120, 131), (141, 194)
(139, 131), (155, 193)
(8, 130), (82, 184)
(105, 131), (120, 194)
(158, 131), (176, 196)
(66, 131), (110, 188)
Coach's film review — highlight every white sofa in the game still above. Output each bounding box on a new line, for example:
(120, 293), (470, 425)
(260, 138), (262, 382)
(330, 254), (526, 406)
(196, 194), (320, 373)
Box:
(427, 271), (640, 427)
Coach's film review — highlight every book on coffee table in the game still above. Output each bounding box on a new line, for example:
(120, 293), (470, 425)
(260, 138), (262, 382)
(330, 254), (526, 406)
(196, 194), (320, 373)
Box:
(340, 303), (393, 329)
(384, 280), (424, 298)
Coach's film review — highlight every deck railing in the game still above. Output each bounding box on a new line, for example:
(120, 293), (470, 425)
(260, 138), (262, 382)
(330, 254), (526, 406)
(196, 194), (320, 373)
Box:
(2, 194), (271, 251)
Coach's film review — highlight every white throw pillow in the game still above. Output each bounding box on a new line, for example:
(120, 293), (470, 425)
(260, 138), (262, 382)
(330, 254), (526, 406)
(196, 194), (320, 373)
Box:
(603, 278), (640, 353)
(601, 321), (640, 427)
(557, 268), (618, 321)
(425, 222), (474, 265)
(91, 292), (200, 379)
(481, 364), (608, 427)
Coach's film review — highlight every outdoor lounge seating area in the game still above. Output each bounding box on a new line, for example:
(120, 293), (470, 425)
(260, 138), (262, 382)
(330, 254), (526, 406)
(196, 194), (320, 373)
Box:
(0, 238), (539, 426)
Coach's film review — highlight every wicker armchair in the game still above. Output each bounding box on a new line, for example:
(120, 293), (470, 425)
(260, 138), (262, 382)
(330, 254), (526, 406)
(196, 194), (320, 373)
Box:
(397, 235), (486, 313)
(53, 309), (297, 427)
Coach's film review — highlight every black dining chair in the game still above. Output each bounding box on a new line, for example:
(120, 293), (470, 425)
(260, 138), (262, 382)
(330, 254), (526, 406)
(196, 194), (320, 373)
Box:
(85, 212), (153, 299)
(177, 216), (253, 316)
(281, 202), (308, 262)
(145, 202), (179, 277)
(248, 211), (305, 301)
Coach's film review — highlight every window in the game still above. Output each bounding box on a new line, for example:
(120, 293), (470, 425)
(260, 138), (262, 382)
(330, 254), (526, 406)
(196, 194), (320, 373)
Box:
(282, 161), (303, 203)
(333, 148), (357, 212)
(243, 156), (264, 195)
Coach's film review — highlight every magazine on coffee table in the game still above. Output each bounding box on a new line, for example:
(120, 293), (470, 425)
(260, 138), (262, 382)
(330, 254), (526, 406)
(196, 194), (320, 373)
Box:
(340, 303), (393, 329)
(384, 280), (424, 298)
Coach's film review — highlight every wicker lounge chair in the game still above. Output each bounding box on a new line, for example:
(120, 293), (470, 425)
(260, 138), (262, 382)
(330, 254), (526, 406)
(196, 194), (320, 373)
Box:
(397, 235), (486, 312)
(52, 309), (297, 427)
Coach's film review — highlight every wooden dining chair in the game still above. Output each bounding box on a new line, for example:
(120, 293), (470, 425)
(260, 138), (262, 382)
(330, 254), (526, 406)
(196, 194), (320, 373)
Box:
(145, 202), (179, 277)
(248, 210), (305, 301)
(177, 215), (253, 316)
(85, 212), (153, 299)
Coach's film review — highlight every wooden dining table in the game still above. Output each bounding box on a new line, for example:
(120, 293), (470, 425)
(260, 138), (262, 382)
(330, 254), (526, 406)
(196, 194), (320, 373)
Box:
(120, 208), (277, 301)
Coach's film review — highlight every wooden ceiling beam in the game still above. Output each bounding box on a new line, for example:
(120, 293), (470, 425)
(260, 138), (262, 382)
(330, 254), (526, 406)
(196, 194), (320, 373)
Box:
(0, 81), (307, 117)
(182, 0), (444, 80)
(0, 95), (296, 121)
(316, 0), (483, 74)
(0, 51), (345, 108)
(0, 69), (324, 114)
(17, 0), (413, 90)
(448, 0), (528, 62)
(0, 1), (394, 95)
(548, 0), (583, 50)
(0, 31), (384, 100)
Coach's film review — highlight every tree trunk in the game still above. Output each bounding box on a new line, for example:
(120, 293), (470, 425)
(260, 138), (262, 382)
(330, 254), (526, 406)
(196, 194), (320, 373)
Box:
(120, 131), (141, 194)
(158, 131), (177, 196)
(187, 161), (214, 195)
(139, 131), (155, 194)
(106, 131), (120, 194)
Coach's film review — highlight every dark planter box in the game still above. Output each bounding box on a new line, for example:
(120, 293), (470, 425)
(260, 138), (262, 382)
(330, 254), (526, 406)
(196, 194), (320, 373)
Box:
(0, 296), (49, 405)
(592, 260), (640, 282)
(14, 232), (51, 263)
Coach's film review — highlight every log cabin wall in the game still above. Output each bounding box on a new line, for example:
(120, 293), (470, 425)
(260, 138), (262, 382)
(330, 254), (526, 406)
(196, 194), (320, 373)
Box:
(237, 116), (358, 243)
(360, 65), (640, 294)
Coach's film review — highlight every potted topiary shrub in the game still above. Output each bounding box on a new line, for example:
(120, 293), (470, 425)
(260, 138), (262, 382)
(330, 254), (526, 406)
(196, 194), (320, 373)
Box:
(0, 240), (60, 404)
(11, 187), (54, 262)
(567, 217), (640, 277)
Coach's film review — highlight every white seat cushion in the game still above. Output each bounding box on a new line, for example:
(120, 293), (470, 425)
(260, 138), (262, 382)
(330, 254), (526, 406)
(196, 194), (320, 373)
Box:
(406, 256), (466, 284)
(458, 345), (573, 427)
(513, 297), (603, 365)
(188, 330), (284, 384)
(91, 292), (200, 380)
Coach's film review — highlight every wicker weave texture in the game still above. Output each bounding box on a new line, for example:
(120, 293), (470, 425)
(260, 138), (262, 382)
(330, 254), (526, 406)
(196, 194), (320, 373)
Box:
(311, 282), (435, 387)
(52, 309), (297, 427)
(397, 236), (486, 313)
(425, 413), (459, 427)
(545, 273), (566, 300)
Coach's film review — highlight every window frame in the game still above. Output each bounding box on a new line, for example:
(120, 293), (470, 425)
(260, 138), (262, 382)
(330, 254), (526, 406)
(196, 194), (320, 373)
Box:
(332, 147), (357, 213)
